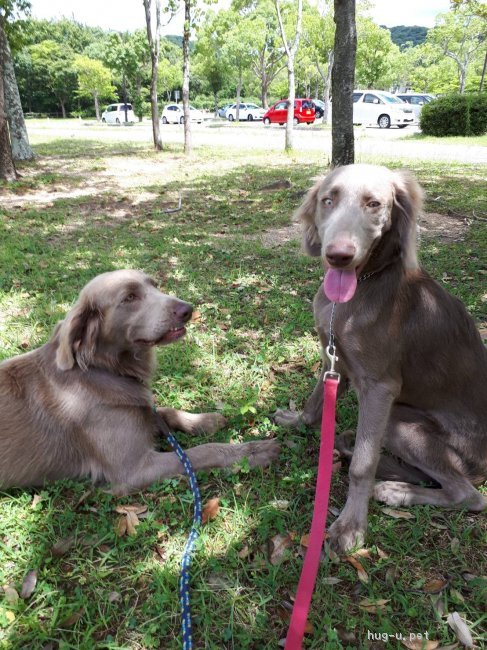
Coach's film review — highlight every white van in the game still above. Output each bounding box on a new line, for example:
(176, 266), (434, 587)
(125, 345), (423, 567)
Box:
(353, 90), (414, 128)
(101, 103), (136, 124)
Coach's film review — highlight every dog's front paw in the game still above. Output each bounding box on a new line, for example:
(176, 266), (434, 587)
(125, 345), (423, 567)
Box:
(328, 516), (366, 555)
(273, 409), (304, 429)
(245, 439), (281, 467)
(374, 481), (412, 506)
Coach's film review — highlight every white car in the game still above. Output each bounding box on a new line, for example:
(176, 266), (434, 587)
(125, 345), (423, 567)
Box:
(396, 93), (436, 119)
(161, 104), (204, 124)
(352, 90), (414, 128)
(226, 103), (265, 122)
(101, 103), (136, 124)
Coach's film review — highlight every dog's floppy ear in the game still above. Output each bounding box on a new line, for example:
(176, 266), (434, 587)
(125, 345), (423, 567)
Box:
(294, 179), (322, 256)
(392, 169), (424, 270)
(56, 300), (102, 371)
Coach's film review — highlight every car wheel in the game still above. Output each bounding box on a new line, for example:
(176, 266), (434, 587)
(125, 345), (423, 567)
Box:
(115, 118), (120, 124)
(102, 118), (106, 123)
(162, 116), (168, 124)
(398, 125), (408, 129)
(180, 116), (184, 124)
(263, 117), (271, 125)
(228, 114), (234, 122)
(247, 114), (253, 121)
(378, 114), (391, 129)
(293, 117), (299, 126)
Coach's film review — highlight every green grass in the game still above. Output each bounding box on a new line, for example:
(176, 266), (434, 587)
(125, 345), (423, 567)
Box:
(0, 134), (486, 649)
(405, 131), (487, 146)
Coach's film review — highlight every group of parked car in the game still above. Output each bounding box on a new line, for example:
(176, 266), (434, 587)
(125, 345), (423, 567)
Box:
(101, 91), (435, 129)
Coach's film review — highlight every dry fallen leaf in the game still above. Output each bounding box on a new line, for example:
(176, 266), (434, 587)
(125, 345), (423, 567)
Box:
(401, 639), (439, 650)
(20, 570), (37, 599)
(381, 508), (415, 520)
(446, 612), (474, 648)
(202, 498), (220, 524)
(31, 494), (42, 509)
(346, 556), (369, 583)
(359, 598), (389, 613)
(322, 576), (342, 585)
(52, 535), (76, 557)
(332, 461), (342, 473)
(300, 534), (310, 548)
(311, 361), (321, 373)
(115, 516), (128, 537)
(376, 545), (390, 559)
(269, 534), (293, 565)
(430, 593), (446, 618)
(238, 544), (250, 559)
(125, 511), (140, 536)
(59, 608), (84, 627)
(351, 548), (373, 560)
(423, 578), (449, 594)
(3, 586), (19, 606)
(115, 504), (148, 515)
(108, 591), (121, 603)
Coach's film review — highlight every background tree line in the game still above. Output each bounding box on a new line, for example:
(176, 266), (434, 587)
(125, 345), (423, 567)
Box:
(8, 1), (486, 121)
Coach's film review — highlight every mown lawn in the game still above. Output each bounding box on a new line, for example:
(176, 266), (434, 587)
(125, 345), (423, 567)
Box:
(0, 134), (486, 650)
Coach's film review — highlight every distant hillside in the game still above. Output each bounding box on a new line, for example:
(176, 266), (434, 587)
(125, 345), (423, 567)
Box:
(165, 35), (183, 48)
(386, 25), (428, 48)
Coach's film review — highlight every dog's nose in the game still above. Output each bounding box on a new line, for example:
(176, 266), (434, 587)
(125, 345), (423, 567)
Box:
(325, 242), (356, 268)
(173, 301), (193, 323)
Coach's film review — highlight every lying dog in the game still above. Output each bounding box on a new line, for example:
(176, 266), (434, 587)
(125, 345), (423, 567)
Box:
(276, 164), (487, 553)
(0, 270), (279, 495)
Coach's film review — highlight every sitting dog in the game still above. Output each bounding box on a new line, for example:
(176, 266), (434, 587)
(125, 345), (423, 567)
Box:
(0, 270), (279, 495)
(276, 164), (487, 553)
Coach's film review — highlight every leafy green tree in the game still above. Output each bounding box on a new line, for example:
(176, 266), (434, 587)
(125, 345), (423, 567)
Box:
(30, 40), (77, 117)
(104, 31), (151, 121)
(193, 10), (231, 114)
(428, 7), (486, 92)
(275, 0), (303, 151)
(396, 42), (458, 94)
(73, 55), (115, 120)
(233, 0), (285, 108)
(355, 18), (400, 88)
(301, 1), (334, 122)
(158, 38), (183, 102)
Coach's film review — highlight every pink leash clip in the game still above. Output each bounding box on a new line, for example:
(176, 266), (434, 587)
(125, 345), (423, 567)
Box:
(284, 353), (340, 650)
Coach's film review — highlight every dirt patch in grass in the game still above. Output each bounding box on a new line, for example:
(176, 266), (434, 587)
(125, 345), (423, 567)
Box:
(419, 211), (470, 242)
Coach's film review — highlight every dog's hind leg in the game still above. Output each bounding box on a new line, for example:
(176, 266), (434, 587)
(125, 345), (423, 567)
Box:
(374, 405), (486, 511)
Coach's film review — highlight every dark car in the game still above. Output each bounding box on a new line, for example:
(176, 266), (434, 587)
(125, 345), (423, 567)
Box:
(263, 98), (315, 125)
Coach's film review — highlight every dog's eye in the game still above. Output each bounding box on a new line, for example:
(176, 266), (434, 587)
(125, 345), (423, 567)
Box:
(367, 201), (381, 208)
(322, 197), (333, 206)
(122, 293), (137, 304)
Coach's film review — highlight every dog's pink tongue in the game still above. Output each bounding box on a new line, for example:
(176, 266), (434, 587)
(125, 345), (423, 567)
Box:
(324, 269), (357, 303)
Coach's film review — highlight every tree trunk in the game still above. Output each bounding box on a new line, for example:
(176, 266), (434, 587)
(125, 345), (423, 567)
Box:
(143, 0), (163, 150)
(323, 50), (333, 124)
(0, 22), (17, 181)
(332, 0), (356, 167)
(236, 69), (242, 122)
(275, 0), (303, 152)
(94, 92), (100, 120)
(60, 100), (66, 119)
(480, 50), (487, 92)
(182, 0), (192, 155)
(285, 66), (295, 151)
(1, 19), (34, 161)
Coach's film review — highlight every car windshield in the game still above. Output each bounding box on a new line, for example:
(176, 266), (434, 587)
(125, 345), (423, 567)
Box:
(379, 94), (404, 104)
(301, 100), (314, 109)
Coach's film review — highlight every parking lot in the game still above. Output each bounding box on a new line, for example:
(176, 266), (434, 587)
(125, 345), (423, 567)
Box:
(27, 118), (487, 164)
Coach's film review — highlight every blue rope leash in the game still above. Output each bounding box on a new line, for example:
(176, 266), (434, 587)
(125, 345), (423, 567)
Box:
(154, 409), (202, 650)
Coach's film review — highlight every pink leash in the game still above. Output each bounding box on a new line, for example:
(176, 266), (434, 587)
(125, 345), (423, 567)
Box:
(285, 361), (340, 649)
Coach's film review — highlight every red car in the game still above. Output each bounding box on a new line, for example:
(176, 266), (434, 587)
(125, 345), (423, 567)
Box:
(263, 98), (315, 125)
